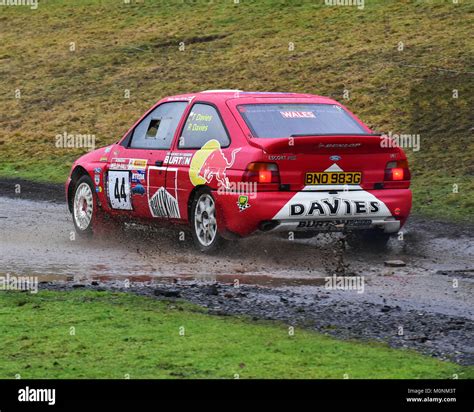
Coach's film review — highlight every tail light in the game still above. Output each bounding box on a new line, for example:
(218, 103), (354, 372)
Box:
(243, 163), (280, 190)
(384, 160), (411, 181)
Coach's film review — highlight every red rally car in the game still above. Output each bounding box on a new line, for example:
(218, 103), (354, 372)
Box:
(66, 90), (412, 252)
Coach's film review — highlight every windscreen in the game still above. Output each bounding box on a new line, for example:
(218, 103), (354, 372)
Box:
(237, 103), (367, 138)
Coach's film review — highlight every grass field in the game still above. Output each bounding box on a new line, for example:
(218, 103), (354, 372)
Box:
(0, 289), (471, 379)
(0, 0), (472, 221)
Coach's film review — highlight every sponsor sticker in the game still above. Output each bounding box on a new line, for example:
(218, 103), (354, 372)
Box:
(280, 111), (316, 119)
(131, 170), (145, 183)
(289, 198), (381, 217)
(237, 195), (251, 211)
(129, 159), (147, 169)
(164, 152), (192, 166)
(297, 219), (372, 230)
(166, 95), (195, 102)
(189, 139), (240, 189)
(131, 184), (145, 196)
(110, 158), (147, 170)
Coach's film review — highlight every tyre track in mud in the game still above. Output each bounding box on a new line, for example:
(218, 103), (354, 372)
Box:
(0, 180), (473, 365)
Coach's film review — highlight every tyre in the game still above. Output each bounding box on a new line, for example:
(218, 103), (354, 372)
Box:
(345, 229), (391, 250)
(190, 189), (227, 253)
(72, 175), (118, 237)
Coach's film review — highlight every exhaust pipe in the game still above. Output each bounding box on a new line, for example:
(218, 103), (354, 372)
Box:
(259, 220), (280, 232)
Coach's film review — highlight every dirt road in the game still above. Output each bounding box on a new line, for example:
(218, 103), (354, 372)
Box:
(0, 186), (473, 365)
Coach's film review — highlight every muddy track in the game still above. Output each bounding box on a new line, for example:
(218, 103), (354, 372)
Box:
(0, 179), (473, 365)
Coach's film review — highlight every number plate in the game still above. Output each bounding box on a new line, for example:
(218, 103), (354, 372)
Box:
(108, 170), (132, 210)
(305, 172), (362, 185)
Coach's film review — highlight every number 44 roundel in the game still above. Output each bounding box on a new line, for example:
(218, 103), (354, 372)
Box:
(108, 170), (132, 210)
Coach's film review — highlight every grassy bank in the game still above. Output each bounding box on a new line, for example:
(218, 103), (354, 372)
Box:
(0, 290), (472, 379)
(0, 0), (472, 221)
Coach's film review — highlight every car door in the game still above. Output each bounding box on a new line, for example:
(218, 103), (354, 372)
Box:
(166, 102), (233, 221)
(106, 101), (188, 218)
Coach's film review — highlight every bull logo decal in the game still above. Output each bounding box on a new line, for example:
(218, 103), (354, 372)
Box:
(189, 139), (240, 189)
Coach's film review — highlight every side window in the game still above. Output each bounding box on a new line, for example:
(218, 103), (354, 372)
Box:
(129, 102), (187, 149)
(179, 103), (230, 149)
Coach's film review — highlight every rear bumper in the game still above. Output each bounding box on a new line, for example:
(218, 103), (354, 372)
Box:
(259, 217), (401, 234)
(214, 188), (411, 237)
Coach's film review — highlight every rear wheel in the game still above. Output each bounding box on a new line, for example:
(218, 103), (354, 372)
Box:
(191, 190), (227, 253)
(345, 229), (391, 250)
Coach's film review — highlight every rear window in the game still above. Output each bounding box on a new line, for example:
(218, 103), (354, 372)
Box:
(237, 104), (366, 138)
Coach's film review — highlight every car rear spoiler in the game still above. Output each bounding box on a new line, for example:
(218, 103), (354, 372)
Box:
(247, 134), (393, 154)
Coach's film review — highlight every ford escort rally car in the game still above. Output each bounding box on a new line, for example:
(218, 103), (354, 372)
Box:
(67, 90), (412, 252)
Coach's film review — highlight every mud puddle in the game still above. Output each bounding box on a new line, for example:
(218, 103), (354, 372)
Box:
(35, 273), (329, 287)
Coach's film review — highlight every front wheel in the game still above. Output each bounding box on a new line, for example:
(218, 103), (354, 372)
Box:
(72, 176), (96, 237)
(190, 190), (227, 253)
(72, 175), (119, 237)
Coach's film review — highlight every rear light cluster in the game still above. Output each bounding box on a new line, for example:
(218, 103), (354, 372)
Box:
(384, 160), (411, 181)
(243, 163), (280, 189)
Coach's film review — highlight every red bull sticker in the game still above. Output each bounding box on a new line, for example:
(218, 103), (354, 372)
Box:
(188, 139), (240, 189)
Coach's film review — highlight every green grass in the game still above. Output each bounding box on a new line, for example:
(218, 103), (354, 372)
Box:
(0, 0), (472, 221)
(0, 290), (471, 379)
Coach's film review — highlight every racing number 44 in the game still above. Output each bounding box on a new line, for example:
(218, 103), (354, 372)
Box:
(114, 177), (127, 202)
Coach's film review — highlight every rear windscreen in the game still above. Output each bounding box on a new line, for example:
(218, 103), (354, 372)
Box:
(237, 104), (367, 138)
